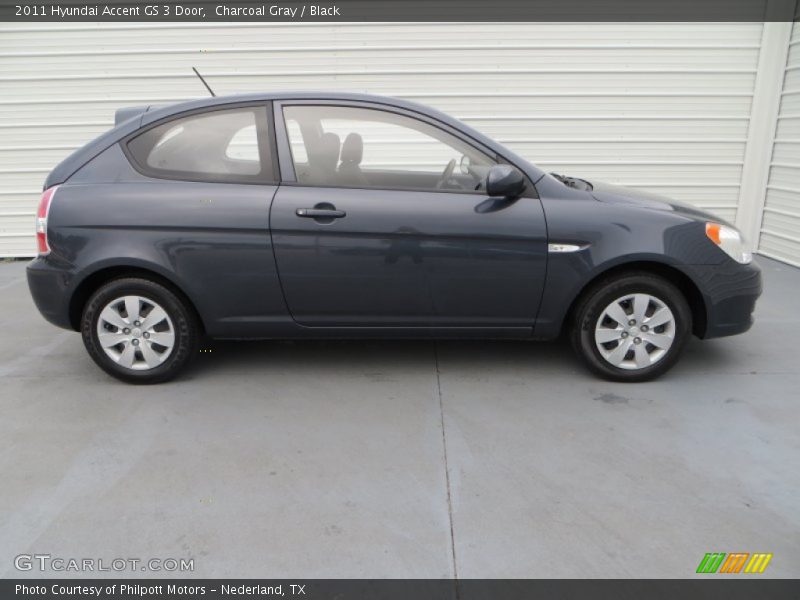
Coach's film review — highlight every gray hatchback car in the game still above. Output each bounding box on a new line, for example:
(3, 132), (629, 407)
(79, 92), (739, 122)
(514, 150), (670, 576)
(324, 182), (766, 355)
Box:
(27, 92), (762, 383)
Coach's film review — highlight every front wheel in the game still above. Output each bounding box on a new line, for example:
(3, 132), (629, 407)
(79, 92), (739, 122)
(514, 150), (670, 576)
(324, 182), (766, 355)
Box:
(570, 273), (692, 382)
(81, 277), (200, 384)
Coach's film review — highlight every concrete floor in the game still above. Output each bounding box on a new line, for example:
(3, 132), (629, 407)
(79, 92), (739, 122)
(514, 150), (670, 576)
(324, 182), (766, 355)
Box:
(0, 256), (798, 579)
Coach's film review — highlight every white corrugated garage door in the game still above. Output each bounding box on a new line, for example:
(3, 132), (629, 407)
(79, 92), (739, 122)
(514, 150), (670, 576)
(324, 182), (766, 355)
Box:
(0, 22), (764, 257)
(762, 22), (800, 267)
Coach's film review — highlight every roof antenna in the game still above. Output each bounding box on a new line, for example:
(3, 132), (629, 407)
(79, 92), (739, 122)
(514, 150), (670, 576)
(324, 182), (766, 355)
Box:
(192, 67), (216, 97)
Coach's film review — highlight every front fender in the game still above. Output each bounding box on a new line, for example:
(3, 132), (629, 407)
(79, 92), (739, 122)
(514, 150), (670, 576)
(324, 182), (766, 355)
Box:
(534, 193), (727, 339)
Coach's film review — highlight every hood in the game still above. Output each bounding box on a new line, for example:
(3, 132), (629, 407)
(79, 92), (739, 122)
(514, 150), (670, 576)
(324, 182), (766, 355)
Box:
(588, 179), (730, 225)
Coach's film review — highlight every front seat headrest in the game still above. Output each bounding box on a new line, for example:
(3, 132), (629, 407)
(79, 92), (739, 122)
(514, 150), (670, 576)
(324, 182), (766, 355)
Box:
(340, 133), (363, 166)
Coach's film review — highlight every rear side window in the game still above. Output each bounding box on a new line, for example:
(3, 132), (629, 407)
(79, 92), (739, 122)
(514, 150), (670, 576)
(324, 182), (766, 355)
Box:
(126, 107), (274, 183)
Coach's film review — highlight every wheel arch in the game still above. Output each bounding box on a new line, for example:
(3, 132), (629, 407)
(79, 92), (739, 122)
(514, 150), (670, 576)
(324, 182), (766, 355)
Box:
(562, 260), (707, 338)
(68, 265), (206, 333)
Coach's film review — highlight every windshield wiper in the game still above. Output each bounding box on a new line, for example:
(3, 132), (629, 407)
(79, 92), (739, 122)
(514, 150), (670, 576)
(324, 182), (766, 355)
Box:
(550, 172), (593, 191)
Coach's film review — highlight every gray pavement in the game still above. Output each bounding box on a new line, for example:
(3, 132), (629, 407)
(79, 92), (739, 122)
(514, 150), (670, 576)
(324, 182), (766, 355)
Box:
(0, 256), (798, 578)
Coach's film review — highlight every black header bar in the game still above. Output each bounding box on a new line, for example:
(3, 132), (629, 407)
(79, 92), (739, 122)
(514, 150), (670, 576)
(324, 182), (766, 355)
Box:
(1, 0), (798, 22)
(3, 579), (800, 600)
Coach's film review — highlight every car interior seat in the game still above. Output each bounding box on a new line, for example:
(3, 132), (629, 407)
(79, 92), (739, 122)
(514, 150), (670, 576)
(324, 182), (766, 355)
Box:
(305, 132), (341, 184)
(338, 133), (369, 186)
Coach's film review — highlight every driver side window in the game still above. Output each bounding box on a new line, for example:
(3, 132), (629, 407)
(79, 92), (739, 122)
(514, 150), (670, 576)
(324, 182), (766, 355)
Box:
(282, 105), (497, 192)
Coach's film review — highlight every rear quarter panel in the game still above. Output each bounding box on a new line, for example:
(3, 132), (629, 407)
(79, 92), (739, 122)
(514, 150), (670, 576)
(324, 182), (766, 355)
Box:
(48, 144), (287, 337)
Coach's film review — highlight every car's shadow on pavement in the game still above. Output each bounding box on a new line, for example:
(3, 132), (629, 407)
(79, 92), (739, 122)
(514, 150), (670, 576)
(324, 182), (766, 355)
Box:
(183, 335), (740, 382)
(190, 337), (564, 369)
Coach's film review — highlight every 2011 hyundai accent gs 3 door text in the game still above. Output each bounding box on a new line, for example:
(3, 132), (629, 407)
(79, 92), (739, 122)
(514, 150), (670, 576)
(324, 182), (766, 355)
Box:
(27, 92), (762, 384)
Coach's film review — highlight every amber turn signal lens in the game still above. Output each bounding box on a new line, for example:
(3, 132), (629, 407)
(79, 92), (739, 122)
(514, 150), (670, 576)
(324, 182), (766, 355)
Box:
(705, 222), (722, 245)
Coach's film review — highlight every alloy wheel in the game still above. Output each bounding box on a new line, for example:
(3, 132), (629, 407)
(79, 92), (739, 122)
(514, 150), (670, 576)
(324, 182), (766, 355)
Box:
(96, 295), (175, 371)
(594, 293), (676, 370)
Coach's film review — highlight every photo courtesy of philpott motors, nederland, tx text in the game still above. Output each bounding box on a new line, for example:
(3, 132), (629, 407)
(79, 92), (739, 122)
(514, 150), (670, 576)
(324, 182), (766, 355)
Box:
(14, 583), (304, 596)
(41, 4), (343, 18)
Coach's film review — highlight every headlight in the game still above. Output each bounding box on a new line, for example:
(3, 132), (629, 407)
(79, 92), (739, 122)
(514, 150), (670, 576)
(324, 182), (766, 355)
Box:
(705, 222), (752, 264)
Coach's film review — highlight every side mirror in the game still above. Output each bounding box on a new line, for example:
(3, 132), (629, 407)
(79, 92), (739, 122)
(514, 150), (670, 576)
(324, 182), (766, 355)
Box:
(485, 164), (525, 198)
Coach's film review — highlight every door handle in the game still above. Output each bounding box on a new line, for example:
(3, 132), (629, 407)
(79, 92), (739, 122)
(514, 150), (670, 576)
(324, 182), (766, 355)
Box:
(296, 208), (346, 219)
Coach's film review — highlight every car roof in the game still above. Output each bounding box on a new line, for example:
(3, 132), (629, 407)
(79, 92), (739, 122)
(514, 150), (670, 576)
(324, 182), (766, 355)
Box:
(137, 91), (469, 130)
(146, 91), (433, 116)
(46, 92), (545, 189)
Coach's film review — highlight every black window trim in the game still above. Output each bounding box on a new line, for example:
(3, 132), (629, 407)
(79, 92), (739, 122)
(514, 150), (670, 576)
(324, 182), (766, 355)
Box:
(273, 99), (539, 199)
(121, 101), (280, 186)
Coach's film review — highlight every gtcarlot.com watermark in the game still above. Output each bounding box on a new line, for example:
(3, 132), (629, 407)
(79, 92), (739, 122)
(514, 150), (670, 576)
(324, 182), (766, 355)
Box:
(14, 554), (194, 573)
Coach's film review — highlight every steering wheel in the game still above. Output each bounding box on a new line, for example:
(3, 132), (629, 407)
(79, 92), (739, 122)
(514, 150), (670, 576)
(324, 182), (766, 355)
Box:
(436, 159), (457, 189)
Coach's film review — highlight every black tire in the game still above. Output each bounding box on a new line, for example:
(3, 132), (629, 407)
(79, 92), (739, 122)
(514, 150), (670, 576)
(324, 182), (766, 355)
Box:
(81, 277), (200, 384)
(570, 272), (692, 382)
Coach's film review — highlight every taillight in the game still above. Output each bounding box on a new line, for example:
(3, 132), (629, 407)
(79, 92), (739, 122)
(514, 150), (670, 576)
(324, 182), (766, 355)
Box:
(36, 186), (58, 255)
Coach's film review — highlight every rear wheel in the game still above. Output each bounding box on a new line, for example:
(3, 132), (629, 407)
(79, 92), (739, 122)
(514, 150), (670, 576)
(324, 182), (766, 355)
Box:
(570, 272), (692, 382)
(81, 278), (199, 384)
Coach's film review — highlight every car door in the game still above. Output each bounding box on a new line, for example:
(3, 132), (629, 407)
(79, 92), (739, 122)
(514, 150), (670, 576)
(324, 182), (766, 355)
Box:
(270, 101), (548, 331)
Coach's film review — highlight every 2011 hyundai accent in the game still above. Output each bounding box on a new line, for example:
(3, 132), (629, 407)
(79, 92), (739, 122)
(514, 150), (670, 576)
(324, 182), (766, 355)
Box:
(27, 92), (762, 383)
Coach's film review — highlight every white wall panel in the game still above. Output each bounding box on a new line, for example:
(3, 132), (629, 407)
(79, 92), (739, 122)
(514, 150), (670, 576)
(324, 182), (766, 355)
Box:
(0, 22), (764, 256)
(762, 22), (800, 267)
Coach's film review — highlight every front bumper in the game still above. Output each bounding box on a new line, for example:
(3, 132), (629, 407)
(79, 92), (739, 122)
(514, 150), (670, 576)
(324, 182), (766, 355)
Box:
(27, 257), (75, 330)
(686, 259), (762, 339)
